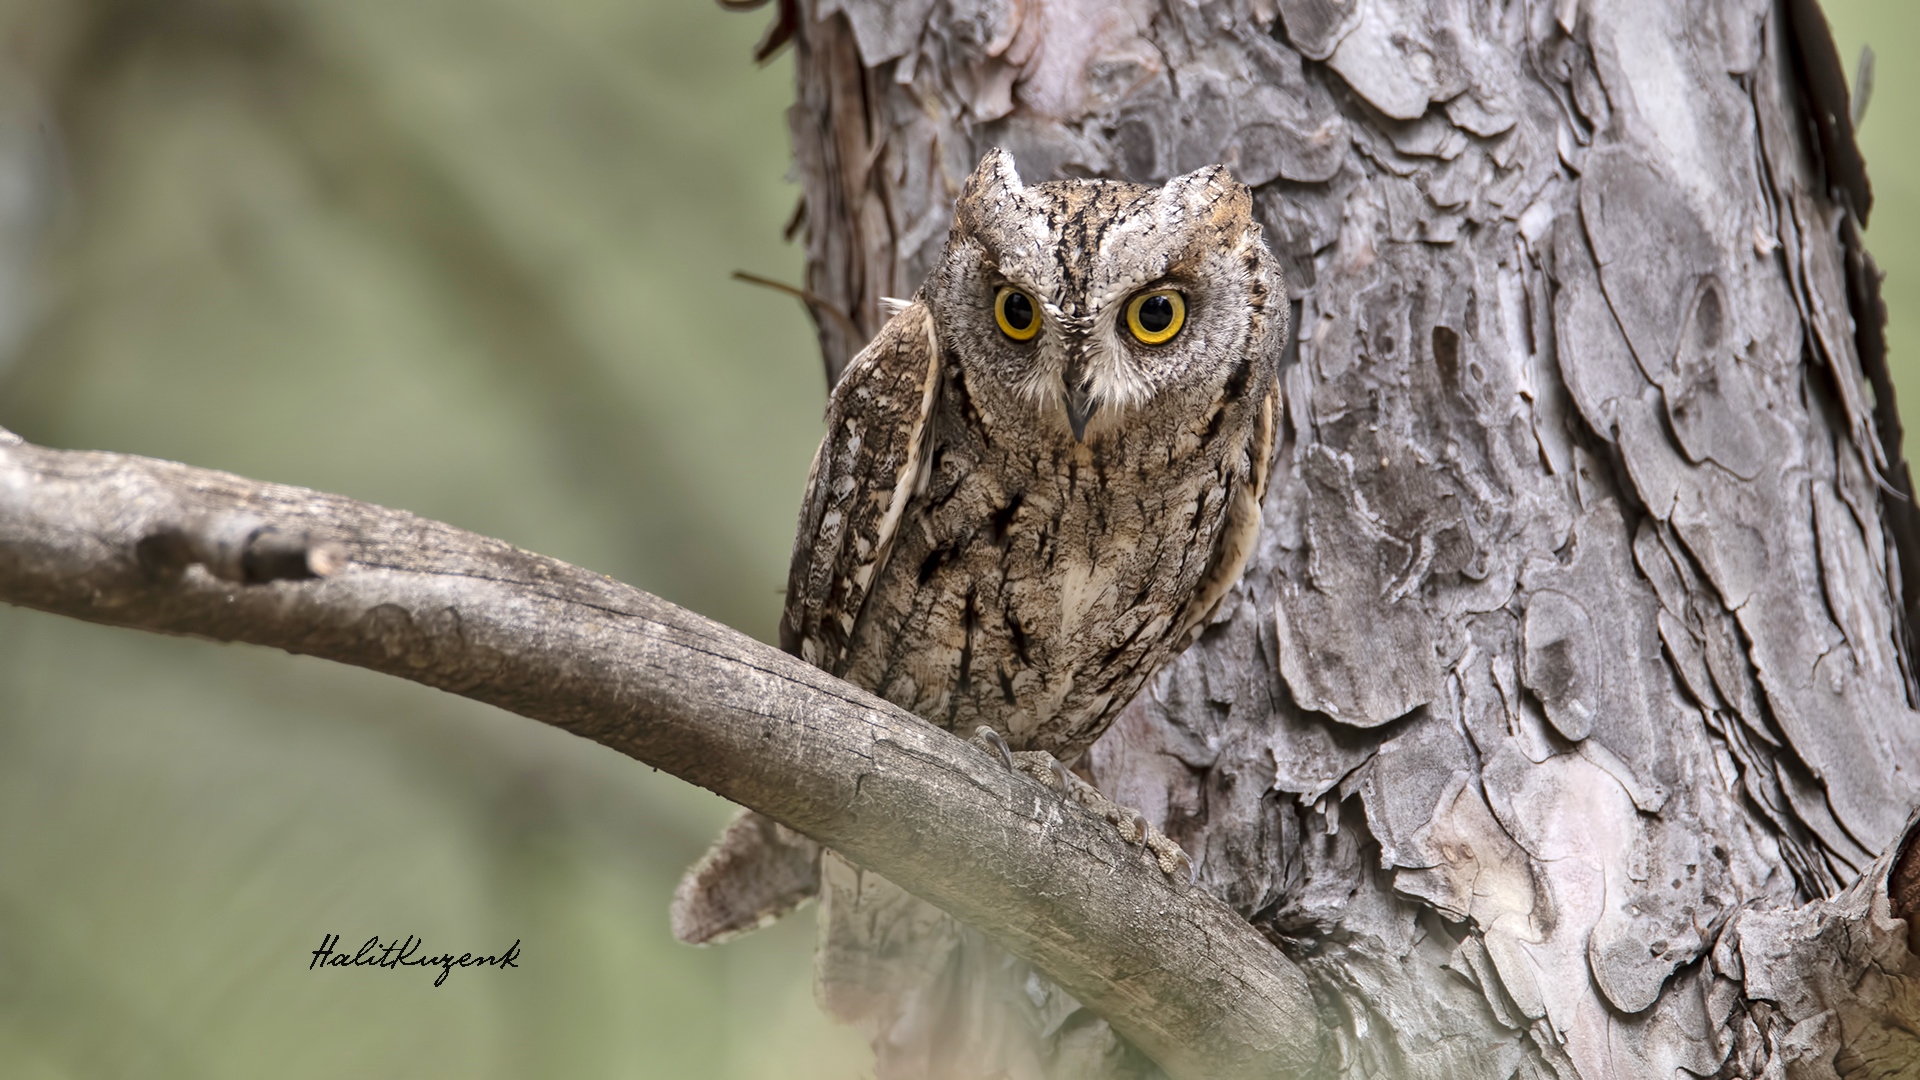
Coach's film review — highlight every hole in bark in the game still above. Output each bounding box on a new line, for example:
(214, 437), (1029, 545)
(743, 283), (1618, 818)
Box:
(135, 530), (193, 580)
(1432, 325), (1461, 389)
(1694, 278), (1724, 348)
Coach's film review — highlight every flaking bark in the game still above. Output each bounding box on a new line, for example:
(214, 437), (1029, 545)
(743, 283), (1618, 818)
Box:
(778, 0), (1920, 1075)
(5, 0), (1920, 1072)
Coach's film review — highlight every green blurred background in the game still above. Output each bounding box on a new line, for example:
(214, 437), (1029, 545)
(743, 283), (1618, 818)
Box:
(0, 0), (864, 1076)
(0, 1), (1910, 1076)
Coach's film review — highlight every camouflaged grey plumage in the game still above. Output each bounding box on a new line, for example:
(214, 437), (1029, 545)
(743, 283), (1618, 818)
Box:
(671, 149), (1285, 947)
(785, 149), (1284, 757)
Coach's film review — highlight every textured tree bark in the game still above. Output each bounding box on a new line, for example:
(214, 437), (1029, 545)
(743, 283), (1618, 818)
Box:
(779, 0), (1920, 1075)
(6, 0), (1920, 1073)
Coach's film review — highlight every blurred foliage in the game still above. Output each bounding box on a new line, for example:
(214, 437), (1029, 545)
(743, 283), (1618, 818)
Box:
(1826, 0), (1920, 417)
(0, 0), (1915, 1077)
(0, 0), (864, 1077)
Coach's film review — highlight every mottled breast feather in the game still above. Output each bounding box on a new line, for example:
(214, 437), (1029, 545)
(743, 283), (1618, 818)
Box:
(782, 152), (1286, 762)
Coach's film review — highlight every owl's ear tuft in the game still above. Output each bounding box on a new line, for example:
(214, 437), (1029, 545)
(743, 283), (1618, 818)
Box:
(965, 148), (1026, 201)
(1161, 163), (1249, 220)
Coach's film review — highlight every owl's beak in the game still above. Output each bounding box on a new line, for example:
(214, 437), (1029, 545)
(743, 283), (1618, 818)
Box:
(1063, 382), (1097, 442)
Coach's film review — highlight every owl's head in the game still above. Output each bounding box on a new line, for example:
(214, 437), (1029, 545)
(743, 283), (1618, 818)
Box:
(927, 149), (1286, 443)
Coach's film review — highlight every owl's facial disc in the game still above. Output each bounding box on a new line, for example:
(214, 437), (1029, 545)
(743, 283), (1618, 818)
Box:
(936, 149), (1281, 446)
(1054, 287), (1187, 440)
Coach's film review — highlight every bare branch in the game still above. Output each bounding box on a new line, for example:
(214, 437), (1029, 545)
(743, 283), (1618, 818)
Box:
(0, 427), (1327, 1080)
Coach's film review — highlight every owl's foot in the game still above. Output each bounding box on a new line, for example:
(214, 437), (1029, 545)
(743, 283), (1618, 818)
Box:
(1025, 753), (1193, 885)
(969, 729), (1193, 885)
(969, 725), (1016, 770)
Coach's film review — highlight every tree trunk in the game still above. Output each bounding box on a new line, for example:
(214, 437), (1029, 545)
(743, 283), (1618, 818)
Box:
(776, 0), (1920, 1076)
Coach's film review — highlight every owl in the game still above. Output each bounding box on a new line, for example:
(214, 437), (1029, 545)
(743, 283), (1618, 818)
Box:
(672, 148), (1286, 944)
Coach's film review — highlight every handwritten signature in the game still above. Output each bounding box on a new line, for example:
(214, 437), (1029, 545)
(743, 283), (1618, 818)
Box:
(309, 934), (521, 987)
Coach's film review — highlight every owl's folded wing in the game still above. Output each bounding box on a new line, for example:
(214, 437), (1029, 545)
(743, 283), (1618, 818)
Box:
(779, 299), (943, 674)
(1173, 376), (1280, 651)
(675, 304), (943, 945)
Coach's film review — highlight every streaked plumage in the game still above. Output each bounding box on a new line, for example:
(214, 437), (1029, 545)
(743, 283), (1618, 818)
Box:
(781, 149), (1285, 759)
(672, 149), (1286, 946)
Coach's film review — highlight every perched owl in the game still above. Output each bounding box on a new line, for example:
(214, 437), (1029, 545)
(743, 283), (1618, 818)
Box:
(672, 149), (1286, 944)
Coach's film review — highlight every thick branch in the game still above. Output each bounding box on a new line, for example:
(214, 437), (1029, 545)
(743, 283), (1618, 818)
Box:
(0, 428), (1326, 1080)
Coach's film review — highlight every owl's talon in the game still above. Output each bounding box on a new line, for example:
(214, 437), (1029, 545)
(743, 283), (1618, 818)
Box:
(1008, 750), (1191, 883)
(1048, 757), (1076, 794)
(971, 725), (1014, 771)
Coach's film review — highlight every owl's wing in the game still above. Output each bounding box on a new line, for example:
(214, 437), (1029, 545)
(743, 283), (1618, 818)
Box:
(673, 304), (938, 945)
(1173, 376), (1281, 650)
(780, 299), (942, 673)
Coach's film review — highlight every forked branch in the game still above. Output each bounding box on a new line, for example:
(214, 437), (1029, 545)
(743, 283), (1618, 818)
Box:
(0, 427), (1326, 1080)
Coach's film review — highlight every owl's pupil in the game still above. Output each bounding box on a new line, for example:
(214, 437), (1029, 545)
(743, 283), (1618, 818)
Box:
(1003, 291), (1034, 330)
(1138, 295), (1175, 333)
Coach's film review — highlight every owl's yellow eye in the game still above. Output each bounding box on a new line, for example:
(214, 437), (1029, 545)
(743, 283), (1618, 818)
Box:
(1125, 289), (1186, 345)
(995, 286), (1040, 341)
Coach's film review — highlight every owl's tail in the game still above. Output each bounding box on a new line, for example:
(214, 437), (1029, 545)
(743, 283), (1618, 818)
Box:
(670, 809), (822, 946)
